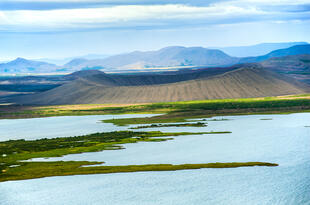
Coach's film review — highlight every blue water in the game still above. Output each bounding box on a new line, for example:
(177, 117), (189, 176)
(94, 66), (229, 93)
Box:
(0, 114), (159, 141)
(1, 113), (310, 205)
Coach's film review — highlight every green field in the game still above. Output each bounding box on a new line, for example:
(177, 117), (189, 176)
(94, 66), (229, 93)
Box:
(0, 95), (310, 121)
(102, 96), (310, 125)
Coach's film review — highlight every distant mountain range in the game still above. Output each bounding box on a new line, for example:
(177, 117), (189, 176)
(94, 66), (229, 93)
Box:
(63, 46), (239, 70)
(34, 54), (110, 65)
(215, 42), (308, 57)
(1, 42), (310, 74)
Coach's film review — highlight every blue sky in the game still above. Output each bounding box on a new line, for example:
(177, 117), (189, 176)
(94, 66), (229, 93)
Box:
(0, 0), (310, 60)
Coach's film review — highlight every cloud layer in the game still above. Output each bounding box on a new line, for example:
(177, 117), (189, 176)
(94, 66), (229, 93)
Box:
(0, 0), (309, 32)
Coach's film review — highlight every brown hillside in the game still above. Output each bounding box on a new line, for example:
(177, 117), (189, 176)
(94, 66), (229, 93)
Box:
(12, 65), (309, 105)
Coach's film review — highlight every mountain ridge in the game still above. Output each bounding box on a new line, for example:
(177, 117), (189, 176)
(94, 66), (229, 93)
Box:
(2, 43), (310, 74)
(215, 42), (308, 57)
(63, 46), (239, 70)
(0, 58), (58, 73)
(240, 45), (310, 63)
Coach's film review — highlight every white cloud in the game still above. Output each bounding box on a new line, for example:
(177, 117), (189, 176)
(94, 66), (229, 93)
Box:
(0, 4), (265, 30)
(0, 0), (309, 32)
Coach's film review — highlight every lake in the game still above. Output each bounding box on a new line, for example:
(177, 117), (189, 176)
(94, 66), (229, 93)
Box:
(1, 113), (310, 205)
(0, 114), (160, 141)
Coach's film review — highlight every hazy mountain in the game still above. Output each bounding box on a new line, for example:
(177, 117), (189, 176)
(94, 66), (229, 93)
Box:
(61, 45), (310, 71)
(64, 58), (89, 68)
(0, 58), (59, 73)
(10, 64), (309, 105)
(36, 54), (109, 65)
(65, 46), (239, 70)
(34, 57), (76, 66)
(216, 42), (308, 57)
(79, 54), (109, 60)
(63, 58), (106, 71)
(3, 44), (310, 74)
(240, 45), (310, 64)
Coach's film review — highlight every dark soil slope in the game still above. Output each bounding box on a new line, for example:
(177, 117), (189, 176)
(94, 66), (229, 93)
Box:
(11, 65), (310, 105)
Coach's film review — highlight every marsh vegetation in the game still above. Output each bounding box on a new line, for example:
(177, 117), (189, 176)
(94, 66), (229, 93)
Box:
(1, 95), (307, 182)
(0, 130), (241, 182)
(0, 161), (278, 182)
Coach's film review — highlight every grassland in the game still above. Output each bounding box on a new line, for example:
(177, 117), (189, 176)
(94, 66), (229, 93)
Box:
(101, 95), (310, 125)
(0, 95), (310, 121)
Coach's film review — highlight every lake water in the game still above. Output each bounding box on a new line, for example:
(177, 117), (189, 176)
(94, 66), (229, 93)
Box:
(1, 113), (310, 205)
(0, 114), (160, 141)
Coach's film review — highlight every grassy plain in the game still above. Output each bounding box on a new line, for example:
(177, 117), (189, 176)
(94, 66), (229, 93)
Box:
(0, 95), (309, 121)
(102, 95), (310, 125)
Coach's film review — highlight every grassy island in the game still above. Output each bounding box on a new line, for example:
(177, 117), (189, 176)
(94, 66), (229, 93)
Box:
(0, 161), (278, 182)
(0, 130), (276, 183)
(129, 122), (207, 129)
(0, 131), (210, 164)
(0, 130), (235, 182)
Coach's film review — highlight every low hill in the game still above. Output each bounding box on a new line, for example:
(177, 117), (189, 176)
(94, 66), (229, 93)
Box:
(261, 54), (310, 72)
(260, 54), (310, 84)
(64, 70), (105, 80)
(11, 64), (309, 105)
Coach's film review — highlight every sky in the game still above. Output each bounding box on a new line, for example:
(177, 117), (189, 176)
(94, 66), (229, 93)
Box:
(0, 0), (310, 61)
